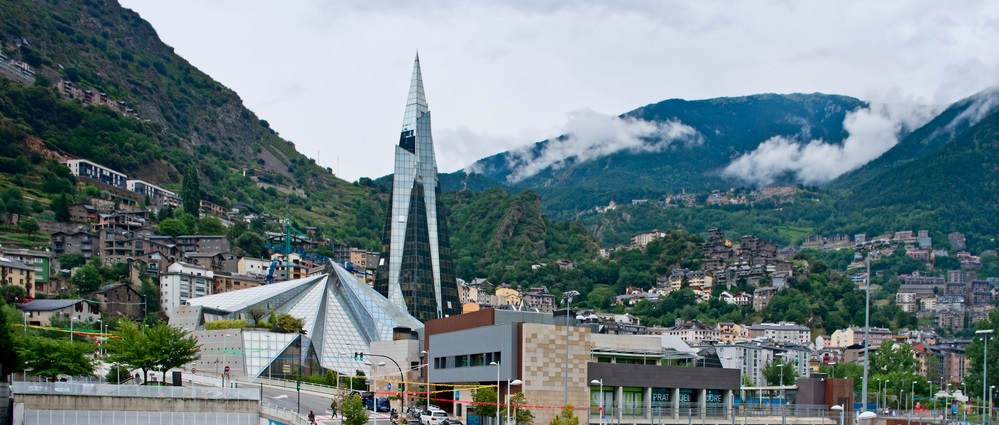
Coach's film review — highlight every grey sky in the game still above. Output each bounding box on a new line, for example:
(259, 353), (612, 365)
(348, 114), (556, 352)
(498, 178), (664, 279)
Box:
(118, 0), (999, 181)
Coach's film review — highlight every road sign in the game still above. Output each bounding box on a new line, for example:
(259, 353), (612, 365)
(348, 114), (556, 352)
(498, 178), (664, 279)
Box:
(224, 365), (230, 373)
(388, 383), (392, 391)
(192, 367), (197, 374)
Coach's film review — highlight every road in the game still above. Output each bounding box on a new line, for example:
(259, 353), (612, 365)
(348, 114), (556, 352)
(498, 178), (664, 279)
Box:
(258, 384), (392, 424)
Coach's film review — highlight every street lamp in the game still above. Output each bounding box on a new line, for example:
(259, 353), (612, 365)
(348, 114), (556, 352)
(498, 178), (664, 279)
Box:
(976, 329), (993, 419)
(990, 385), (995, 423)
(910, 381), (915, 414)
(858, 410), (876, 425)
(421, 350), (431, 410)
(372, 361), (385, 425)
(491, 361), (501, 425)
(508, 378), (523, 425)
(884, 380), (889, 413)
(222, 333), (233, 388)
(562, 290), (579, 406)
(830, 404), (844, 425)
(861, 252), (873, 413)
(591, 379), (604, 424)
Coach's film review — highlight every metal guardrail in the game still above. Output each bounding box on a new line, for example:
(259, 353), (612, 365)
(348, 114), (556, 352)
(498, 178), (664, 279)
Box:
(12, 381), (260, 400)
(261, 402), (313, 425)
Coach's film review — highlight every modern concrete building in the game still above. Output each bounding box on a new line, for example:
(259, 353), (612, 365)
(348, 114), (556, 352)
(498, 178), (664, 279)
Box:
(64, 159), (128, 189)
(746, 322), (811, 345)
(423, 309), (733, 425)
(126, 179), (177, 201)
(373, 54), (462, 322)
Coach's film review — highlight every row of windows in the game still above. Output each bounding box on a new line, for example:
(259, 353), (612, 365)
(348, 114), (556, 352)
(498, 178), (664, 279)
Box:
(434, 352), (501, 369)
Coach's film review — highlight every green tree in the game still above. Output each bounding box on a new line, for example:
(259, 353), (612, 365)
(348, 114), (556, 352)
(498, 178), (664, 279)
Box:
(52, 193), (71, 222)
(18, 217), (39, 236)
(0, 302), (18, 376)
(550, 405), (579, 425)
(71, 264), (104, 292)
(105, 320), (157, 382)
(145, 322), (201, 381)
(105, 363), (130, 384)
(197, 216), (226, 235)
(235, 232), (266, 257)
(965, 309), (999, 397)
(58, 253), (87, 269)
(762, 359), (798, 386)
(342, 393), (369, 425)
(157, 218), (188, 237)
(181, 165), (201, 217)
(0, 285), (27, 305)
(870, 342), (917, 375)
(510, 392), (535, 425)
(273, 313), (305, 334)
(17, 337), (95, 380)
(471, 386), (498, 420)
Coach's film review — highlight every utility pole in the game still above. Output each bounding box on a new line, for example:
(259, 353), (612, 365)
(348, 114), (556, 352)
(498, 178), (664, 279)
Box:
(861, 253), (871, 412)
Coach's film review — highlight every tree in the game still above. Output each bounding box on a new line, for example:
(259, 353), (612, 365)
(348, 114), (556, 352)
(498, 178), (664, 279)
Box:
(71, 264), (104, 292)
(550, 405), (579, 425)
(273, 313), (305, 334)
(0, 302), (18, 377)
(58, 253), (87, 270)
(247, 306), (267, 327)
(198, 216), (226, 235)
(762, 359), (798, 386)
(235, 232), (266, 257)
(964, 309), (999, 397)
(870, 342), (917, 375)
(471, 386), (498, 420)
(145, 323), (201, 381)
(342, 393), (369, 425)
(52, 193), (71, 222)
(17, 337), (95, 380)
(157, 218), (188, 237)
(181, 165), (201, 217)
(0, 285), (26, 305)
(18, 218), (39, 236)
(510, 392), (535, 425)
(105, 320), (157, 383)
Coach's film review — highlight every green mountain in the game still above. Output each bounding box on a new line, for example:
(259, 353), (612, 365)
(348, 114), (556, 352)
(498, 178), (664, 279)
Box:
(465, 93), (865, 218)
(0, 0), (385, 248)
(830, 107), (999, 245)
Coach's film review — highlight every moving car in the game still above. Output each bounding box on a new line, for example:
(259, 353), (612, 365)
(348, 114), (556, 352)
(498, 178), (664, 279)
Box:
(420, 409), (448, 425)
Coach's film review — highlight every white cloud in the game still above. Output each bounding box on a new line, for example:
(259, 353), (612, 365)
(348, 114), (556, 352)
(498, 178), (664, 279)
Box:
(722, 102), (938, 186)
(502, 109), (702, 183)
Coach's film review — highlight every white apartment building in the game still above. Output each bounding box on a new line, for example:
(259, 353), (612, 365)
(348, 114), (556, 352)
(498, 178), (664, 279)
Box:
(746, 322), (811, 345)
(715, 343), (811, 387)
(160, 262), (214, 320)
(238, 257), (272, 278)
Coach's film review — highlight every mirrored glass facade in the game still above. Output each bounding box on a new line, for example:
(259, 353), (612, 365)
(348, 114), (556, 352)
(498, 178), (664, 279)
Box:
(374, 54), (461, 322)
(185, 263), (422, 376)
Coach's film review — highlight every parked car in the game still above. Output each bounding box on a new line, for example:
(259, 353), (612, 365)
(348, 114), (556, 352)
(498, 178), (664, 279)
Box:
(443, 419), (464, 425)
(420, 409), (448, 425)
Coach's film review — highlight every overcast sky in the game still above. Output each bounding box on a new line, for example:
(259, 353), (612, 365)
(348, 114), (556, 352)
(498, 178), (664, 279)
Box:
(118, 0), (999, 182)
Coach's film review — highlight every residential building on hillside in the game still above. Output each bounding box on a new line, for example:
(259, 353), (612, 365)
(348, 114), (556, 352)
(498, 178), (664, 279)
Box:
(522, 287), (557, 313)
(159, 262), (214, 320)
(753, 286), (778, 312)
(495, 286), (522, 306)
(64, 159), (127, 189)
(631, 230), (666, 249)
(83, 283), (144, 321)
(18, 299), (100, 326)
(666, 320), (720, 344)
(238, 257), (271, 278)
(175, 235), (231, 255)
(372, 55), (462, 322)
(829, 326), (893, 348)
(68, 204), (98, 223)
(51, 230), (98, 260)
(126, 179), (177, 201)
(1, 248), (53, 293)
(0, 257), (36, 298)
(212, 272), (261, 294)
(746, 322), (811, 345)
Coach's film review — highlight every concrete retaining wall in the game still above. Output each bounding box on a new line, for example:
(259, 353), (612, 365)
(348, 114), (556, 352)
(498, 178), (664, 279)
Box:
(18, 394), (258, 413)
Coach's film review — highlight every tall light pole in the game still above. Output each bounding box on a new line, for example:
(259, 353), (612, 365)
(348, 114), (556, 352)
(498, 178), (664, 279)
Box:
(591, 379), (604, 424)
(369, 361), (386, 425)
(862, 253), (872, 412)
(222, 333), (232, 388)
(910, 381), (915, 414)
(989, 385), (995, 422)
(421, 350), (431, 410)
(491, 361), (501, 425)
(976, 329), (993, 419)
(96, 318), (103, 357)
(508, 378), (523, 425)
(562, 290), (579, 406)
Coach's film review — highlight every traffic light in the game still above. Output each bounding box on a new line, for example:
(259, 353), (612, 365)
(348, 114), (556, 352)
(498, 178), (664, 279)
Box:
(296, 381), (301, 391)
(353, 352), (364, 361)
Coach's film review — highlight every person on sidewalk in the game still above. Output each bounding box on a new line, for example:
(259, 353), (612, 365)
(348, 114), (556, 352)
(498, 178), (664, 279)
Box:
(309, 410), (316, 424)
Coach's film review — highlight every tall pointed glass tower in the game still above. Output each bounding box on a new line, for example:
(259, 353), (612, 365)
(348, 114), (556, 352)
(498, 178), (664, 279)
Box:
(374, 54), (461, 322)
